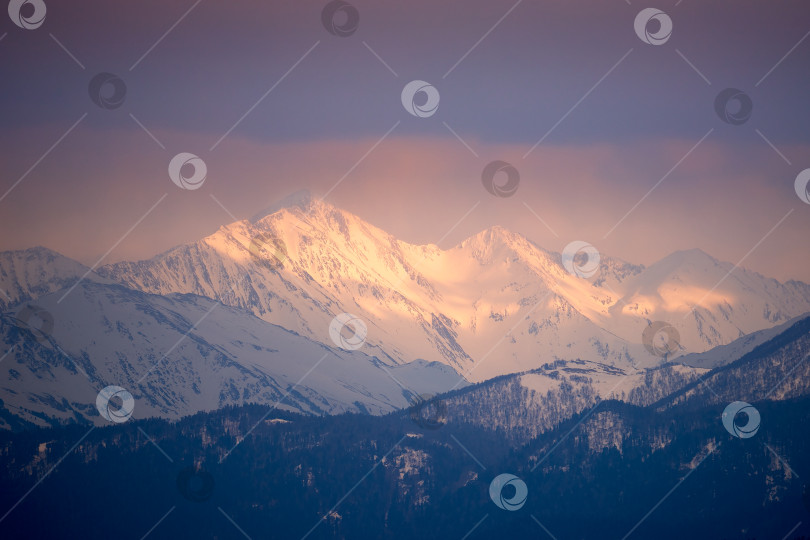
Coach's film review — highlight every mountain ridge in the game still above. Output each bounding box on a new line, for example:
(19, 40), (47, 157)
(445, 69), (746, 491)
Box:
(90, 195), (810, 382)
(2, 195), (809, 387)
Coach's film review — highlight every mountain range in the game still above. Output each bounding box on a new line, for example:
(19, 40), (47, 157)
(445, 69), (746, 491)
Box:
(1, 190), (809, 429)
(97, 191), (810, 376)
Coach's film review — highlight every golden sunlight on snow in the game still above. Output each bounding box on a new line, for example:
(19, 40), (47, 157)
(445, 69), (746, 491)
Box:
(620, 286), (732, 316)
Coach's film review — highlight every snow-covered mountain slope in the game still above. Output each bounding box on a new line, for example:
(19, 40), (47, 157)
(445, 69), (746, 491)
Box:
(0, 281), (465, 429)
(675, 312), (810, 369)
(0, 247), (109, 311)
(608, 249), (810, 351)
(93, 191), (810, 382)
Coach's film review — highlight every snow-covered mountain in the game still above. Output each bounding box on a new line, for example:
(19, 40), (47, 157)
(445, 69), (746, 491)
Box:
(608, 248), (810, 350)
(2, 192), (808, 429)
(0, 281), (465, 429)
(0, 247), (109, 311)
(92, 191), (810, 382)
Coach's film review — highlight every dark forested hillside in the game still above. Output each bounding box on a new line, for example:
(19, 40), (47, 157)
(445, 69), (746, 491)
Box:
(0, 390), (808, 539)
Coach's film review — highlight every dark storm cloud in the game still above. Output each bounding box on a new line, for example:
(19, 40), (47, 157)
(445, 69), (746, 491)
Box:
(1, 0), (808, 145)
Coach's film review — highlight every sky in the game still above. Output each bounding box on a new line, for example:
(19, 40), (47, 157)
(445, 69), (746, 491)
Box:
(1, 0), (809, 281)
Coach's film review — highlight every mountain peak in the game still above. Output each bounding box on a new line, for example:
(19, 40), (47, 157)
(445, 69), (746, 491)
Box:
(249, 190), (313, 223)
(667, 247), (717, 263)
(460, 225), (523, 248)
(0, 247), (106, 310)
(645, 248), (722, 278)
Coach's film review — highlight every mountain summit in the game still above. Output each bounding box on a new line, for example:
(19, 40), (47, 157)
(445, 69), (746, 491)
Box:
(249, 189), (313, 223)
